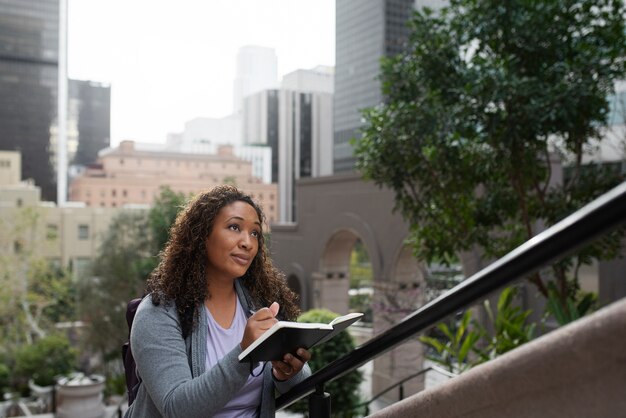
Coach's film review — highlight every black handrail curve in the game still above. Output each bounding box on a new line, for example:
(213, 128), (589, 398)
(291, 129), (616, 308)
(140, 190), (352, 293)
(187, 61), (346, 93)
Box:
(276, 180), (626, 410)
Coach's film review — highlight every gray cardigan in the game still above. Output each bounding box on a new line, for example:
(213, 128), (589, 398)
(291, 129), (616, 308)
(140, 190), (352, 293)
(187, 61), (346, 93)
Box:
(124, 280), (311, 418)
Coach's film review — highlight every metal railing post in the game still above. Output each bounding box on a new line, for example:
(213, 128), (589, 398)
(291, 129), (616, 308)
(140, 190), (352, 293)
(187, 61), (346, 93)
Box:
(308, 384), (331, 418)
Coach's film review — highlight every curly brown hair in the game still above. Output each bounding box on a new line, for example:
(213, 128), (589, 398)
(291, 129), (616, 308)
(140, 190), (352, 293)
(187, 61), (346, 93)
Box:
(146, 185), (300, 337)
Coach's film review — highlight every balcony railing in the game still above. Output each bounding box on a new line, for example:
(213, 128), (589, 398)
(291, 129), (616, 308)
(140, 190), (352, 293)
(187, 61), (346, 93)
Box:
(276, 180), (626, 417)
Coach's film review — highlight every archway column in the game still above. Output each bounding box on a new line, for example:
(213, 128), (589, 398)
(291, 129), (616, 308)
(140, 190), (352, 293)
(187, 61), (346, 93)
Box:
(311, 271), (350, 314)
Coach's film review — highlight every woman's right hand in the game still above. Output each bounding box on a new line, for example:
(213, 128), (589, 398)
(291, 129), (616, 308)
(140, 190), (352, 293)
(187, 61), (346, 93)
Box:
(240, 302), (279, 351)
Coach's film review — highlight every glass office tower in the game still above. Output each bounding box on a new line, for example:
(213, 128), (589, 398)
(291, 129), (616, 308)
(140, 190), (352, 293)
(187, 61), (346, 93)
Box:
(0, 0), (59, 201)
(333, 0), (415, 173)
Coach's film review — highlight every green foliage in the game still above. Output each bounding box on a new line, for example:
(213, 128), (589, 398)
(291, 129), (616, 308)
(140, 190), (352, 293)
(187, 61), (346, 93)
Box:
(477, 286), (536, 360)
(420, 310), (482, 373)
(148, 186), (188, 254)
(79, 187), (187, 368)
(286, 309), (364, 418)
(0, 362), (9, 394)
(355, 0), (626, 312)
(545, 281), (598, 326)
(422, 286), (537, 372)
(79, 210), (153, 361)
(104, 371), (126, 397)
(29, 260), (77, 325)
(14, 335), (76, 388)
(0, 207), (77, 349)
(349, 240), (372, 289)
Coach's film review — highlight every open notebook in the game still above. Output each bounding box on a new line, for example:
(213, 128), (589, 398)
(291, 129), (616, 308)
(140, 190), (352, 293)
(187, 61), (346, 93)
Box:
(238, 312), (364, 363)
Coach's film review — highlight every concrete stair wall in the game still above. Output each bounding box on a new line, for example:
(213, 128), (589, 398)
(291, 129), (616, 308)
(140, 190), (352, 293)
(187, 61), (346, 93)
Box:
(369, 297), (626, 418)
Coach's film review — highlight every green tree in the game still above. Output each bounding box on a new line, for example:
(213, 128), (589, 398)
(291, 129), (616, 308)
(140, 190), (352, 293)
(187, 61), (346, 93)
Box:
(355, 0), (626, 319)
(14, 334), (76, 389)
(79, 188), (187, 369)
(79, 210), (153, 362)
(286, 309), (364, 418)
(148, 186), (188, 254)
(0, 207), (76, 349)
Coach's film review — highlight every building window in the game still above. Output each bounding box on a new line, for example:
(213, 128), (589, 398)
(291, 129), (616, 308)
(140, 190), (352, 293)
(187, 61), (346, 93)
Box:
(78, 224), (89, 240)
(112, 189), (116, 197)
(16, 198), (23, 207)
(0, 159), (10, 167)
(123, 189), (128, 197)
(120, 158), (124, 165)
(72, 257), (92, 280)
(46, 224), (58, 240)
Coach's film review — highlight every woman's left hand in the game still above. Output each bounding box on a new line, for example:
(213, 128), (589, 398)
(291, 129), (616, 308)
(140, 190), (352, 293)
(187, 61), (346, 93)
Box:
(271, 348), (311, 381)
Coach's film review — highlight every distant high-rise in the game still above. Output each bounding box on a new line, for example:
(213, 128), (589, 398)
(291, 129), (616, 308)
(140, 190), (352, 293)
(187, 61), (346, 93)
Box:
(333, 0), (415, 173)
(68, 79), (111, 166)
(0, 0), (60, 201)
(233, 46), (279, 114)
(243, 67), (334, 222)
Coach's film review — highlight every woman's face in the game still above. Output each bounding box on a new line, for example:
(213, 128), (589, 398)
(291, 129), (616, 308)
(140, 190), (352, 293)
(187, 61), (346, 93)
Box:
(205, 200), (261, 283)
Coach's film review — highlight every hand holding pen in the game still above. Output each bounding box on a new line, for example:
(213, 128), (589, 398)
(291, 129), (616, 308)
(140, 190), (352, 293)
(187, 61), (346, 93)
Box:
(240, 301), (311, 380)
(240, 301), (280, 352)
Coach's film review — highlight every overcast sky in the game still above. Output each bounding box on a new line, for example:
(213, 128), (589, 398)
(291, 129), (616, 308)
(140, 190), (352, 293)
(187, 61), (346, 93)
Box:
(68, 0), (335, 146)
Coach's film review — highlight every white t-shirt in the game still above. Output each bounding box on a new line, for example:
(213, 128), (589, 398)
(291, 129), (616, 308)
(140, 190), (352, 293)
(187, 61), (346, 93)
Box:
(205, 299), (264, 417)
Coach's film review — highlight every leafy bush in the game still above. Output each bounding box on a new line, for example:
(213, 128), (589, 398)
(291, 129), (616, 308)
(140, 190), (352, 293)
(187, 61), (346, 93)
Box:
(14, 335), (76, 388)
(0, 362), (9, 395)
(477, 286), (536, 360)
(420, 310), (482, 373)
(104, 371), (126, 397)
(286, 309), (364, 418)
(421, 286), (536, 372)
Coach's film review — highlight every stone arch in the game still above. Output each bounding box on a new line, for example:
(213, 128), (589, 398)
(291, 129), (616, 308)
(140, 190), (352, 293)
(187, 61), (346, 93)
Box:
(313, 224), (377, 315)
(282, 262), (307, 310)
(286, 275), (303, 310)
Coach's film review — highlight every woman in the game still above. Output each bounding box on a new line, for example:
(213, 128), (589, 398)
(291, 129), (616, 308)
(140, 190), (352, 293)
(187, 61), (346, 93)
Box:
(125, 185), (311, 418)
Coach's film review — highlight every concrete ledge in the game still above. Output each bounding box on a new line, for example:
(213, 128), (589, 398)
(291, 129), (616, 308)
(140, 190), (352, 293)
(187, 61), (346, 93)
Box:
(369, 298), (626, 418)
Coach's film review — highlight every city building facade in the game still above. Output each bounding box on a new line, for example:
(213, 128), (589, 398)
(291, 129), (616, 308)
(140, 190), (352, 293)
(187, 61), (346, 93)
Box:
(0, 0), (60, 201)
(233, 45), (279, 115)
(0, 150), (120, 274)
(333, 0), (427, 172)
(243, 70), (333, 222)
(67, 79), (111, 167)
(69, 141), (279, 223)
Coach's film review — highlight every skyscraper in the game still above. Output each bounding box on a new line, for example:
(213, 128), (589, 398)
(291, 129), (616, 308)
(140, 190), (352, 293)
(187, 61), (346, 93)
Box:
(68, 79), (111, 167)
(243, 68), (334, 222)
(233, 46), (279, 115)
(0, 0), (60, 201)
(333, 0), (416, 172)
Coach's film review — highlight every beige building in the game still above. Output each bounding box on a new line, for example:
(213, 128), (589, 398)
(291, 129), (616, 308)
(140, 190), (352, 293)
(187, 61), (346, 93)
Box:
(0, 150), (123, 273)
(69, 140), (279, 224)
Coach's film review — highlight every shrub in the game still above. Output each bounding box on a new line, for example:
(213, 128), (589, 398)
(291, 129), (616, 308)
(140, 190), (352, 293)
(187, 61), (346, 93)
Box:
(0, 363), (9, 395)
(286, 309), (364, 418)
(14, 335), (76, 388)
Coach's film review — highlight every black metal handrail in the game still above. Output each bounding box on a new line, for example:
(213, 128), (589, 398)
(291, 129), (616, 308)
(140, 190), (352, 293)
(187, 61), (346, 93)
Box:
(276, 180), (626, 411)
